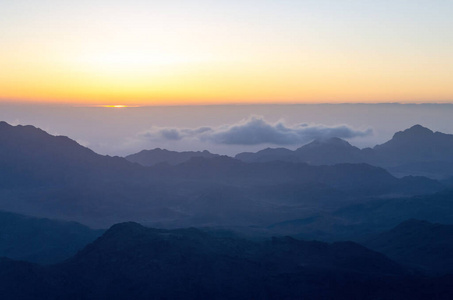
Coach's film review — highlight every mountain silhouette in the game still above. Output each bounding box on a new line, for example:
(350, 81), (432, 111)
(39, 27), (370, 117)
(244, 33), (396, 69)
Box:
(125, 148), (219, 166)
(236, 137), (365, 164)
(0, 121), (140, 187)
(235, 147), (297, 163)
(3, 222), (451, 299)
(374, 125), (453, 163)
(294, 137), (366, 164)
(236, 125), (453, 179)
(0, 121), (444, 229)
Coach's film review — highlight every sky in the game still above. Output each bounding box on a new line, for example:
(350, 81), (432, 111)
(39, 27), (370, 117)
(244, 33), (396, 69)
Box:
(1, 0), (452, 105)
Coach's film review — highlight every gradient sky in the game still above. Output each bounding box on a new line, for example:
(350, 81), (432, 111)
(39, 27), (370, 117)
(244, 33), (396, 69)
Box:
(1, 0), (452, 105)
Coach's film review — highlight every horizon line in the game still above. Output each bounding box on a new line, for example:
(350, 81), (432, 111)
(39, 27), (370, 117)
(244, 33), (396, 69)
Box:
(1, 99), (453, 108)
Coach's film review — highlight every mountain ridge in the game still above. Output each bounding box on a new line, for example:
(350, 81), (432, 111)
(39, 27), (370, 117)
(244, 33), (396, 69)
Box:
(126, 148), (219, 166)
(236, 124), (453, 179)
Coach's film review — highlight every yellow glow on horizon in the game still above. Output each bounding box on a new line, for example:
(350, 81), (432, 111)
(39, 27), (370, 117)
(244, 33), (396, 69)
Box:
(1, 1), (452, 105)
(102, 105), (128, 108)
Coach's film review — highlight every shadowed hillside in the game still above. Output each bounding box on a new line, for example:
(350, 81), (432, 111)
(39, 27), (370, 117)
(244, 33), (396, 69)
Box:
(0, 210), (103, 264)
(1, 222), (453, 299)
(364, 219), (453, 274)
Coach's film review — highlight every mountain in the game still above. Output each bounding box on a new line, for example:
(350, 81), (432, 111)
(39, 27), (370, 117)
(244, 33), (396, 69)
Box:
(235, 147), (297, 163)
(0, 210), (103, 264)
(152, 157), (442, 194)
(294, 137), (367, 164)
(3, 222), (452, 299)
(0, 121), (444, 229)
(364, 219), (453, 274)
(372, 125), (453, 178)
(125, 148), (219, 166)
(235, 125), (453, 179)
(236, 137), (366, 164)
(261, 188), (453, 243)
(0, 121), (141, 187)
(374, 125), (453, 164)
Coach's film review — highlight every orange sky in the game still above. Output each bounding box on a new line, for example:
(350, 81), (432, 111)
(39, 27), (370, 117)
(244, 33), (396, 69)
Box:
(1, 1), (452, 106)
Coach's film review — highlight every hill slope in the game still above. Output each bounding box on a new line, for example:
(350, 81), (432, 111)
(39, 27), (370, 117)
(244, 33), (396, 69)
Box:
(3, 222), (453, 299)
(0, 210), (103, 264)
(364, 219), (453, 274)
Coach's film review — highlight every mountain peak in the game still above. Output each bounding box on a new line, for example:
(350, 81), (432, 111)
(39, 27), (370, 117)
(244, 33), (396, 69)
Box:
(312, 137), (351, 147)
(126, 148), (219, 166)
(0, 121), (11, 127)
(394, 125), (433, 139)
(297, 137), (354, 151)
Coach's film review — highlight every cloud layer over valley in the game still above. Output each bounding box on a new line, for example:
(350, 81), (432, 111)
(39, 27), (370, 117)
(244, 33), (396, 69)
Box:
(140, 116), (373, 146)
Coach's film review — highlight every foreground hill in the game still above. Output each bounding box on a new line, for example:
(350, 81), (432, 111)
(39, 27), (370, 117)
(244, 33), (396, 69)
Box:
(236, 125), (453, 179)
(1, 222), (453, 299)
(364, 219), (453, 274)
(0, 210), (103, 264)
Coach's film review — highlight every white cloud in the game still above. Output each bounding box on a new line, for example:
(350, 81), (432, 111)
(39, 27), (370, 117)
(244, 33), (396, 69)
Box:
(140, 117), (373, 146)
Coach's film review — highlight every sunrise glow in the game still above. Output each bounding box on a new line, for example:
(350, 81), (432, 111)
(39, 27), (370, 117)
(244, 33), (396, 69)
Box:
(1, 1), (452, 105)
(102, 105), (129, 108)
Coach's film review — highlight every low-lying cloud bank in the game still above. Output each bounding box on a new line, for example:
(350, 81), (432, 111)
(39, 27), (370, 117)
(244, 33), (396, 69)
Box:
(141, 117), (372, 146)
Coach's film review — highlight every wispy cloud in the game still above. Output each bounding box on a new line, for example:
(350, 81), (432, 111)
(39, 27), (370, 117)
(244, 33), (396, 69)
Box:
(140, 117), (372, 146)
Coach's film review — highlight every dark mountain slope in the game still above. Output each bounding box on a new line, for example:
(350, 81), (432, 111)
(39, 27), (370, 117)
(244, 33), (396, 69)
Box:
(294, 137), (367, 164)
(0, 121), (444, 229)
(235, 147), (297, 163)
(364, 219), (453, 274)
(263, 189), (453, 243)
(0, 222), (452, 299)
(335, 190), (453, 230)
(0, 121), (141, 187)
(125, 148), (219, 166)
(0, 210), (103, 264)
(374, 125), (453, 164)
(236, 137), (366, 164)
(152, 157), (442, 195)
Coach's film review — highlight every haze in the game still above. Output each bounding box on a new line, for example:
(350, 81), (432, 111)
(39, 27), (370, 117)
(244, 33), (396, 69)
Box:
(1, 103), (452, 157)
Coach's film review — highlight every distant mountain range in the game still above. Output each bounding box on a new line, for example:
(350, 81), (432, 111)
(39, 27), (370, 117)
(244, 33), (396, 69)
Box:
(1, 120), (453, 298)
(124, 124), (453, 179)
(1, 221), (452, 299)
(0, 121), (443, 229)
(236, 125), (453, 179)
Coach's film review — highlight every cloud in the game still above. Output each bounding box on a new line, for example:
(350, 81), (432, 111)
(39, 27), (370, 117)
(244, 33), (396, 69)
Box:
(140, 117), (372, 146)
(159, 129), (182, 140)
